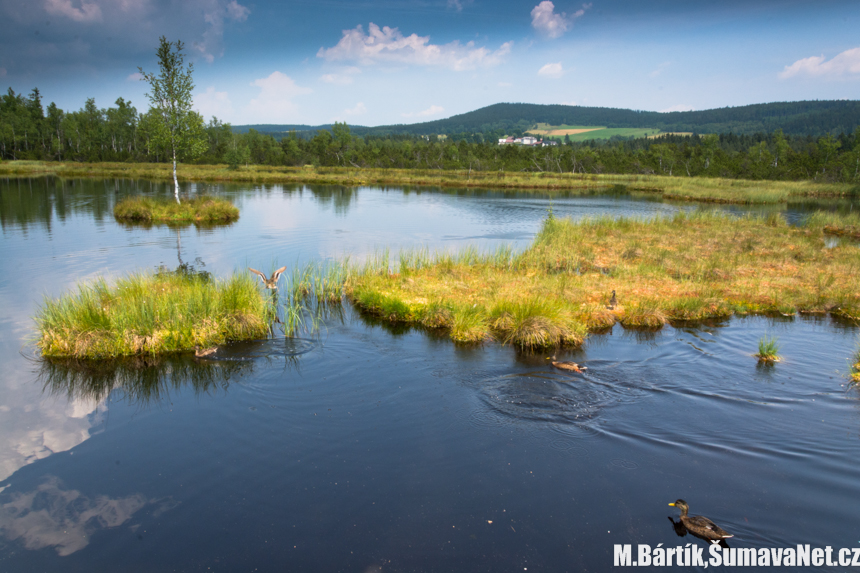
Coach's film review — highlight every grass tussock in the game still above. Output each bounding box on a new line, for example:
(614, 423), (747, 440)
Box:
(805, 211), (860, 239)
(4, 161), (858, 204)
(345, 211), (860, 347)
(114, 195), (239, 223)
(755, 336), (782, 364)
(35, 268), (273, 358)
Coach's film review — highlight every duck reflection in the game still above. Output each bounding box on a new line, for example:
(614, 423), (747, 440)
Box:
(668, 517), (731, 548)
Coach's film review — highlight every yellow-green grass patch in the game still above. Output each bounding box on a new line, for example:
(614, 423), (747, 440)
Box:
(346, 212), (860, 348)
(114, 195), (239, 224)
(35, 268), (274, 359)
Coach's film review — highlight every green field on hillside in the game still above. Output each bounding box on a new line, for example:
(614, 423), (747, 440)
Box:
(526, 124), (663, 141)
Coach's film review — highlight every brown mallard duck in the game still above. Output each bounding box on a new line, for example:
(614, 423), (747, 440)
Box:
(607, 289), (617, 310)
(669, 499), (733, 540)
(194, 346), (217, 358)
(249, 266), (287, 289)
(549, 355), (587, 373)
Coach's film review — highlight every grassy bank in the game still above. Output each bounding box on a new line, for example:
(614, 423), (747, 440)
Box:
(114, 195), (239, 223)
(35, 268), (274, 359)
(345, 212), (860, 349)
(2, 160), (858, 204)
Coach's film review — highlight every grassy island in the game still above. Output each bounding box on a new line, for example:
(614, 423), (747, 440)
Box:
(114, 195), (239, 224)
(755, 336), (782, 364)
(345, 211), (860, 348)
(35, 269), (273, 359)
(3, 161), (859, 205)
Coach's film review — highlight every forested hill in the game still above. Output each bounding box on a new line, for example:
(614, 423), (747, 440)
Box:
(236, 100), (860, 138)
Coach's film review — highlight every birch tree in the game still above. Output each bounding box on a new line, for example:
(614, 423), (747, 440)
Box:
(138, 37), (206, 201)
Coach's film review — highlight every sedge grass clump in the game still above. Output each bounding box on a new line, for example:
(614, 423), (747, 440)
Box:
(35, 269), (273, 359)
(488, 298), (587, 349)
(620, 300), (668, 328)
(450, 305), (490, 343)
(804, 210), (860, 238)
(419, 302), (454, 329)
(114, 195), (239, 223)
(664, 295), (732, 322)
(755, 335), (781, 364)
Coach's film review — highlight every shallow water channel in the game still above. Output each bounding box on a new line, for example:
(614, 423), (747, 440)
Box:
(1, 177), (859, 571)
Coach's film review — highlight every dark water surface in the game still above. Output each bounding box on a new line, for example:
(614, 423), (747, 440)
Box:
(1, 177), (859, 571)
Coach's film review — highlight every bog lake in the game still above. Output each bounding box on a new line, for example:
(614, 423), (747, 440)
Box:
(0, 176), (859, 571)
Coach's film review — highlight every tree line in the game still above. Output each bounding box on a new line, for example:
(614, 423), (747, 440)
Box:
(2, 86), (859, 183)
(237, 100), (860, 139)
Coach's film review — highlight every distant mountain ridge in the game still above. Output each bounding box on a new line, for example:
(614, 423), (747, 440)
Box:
(234, 100), (860, 138)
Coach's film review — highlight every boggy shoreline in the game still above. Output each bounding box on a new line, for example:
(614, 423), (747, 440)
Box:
(3, 160), (859, 204)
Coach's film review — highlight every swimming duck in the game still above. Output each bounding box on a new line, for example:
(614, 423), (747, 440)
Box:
(249, 266), (287, 289)
(607, 289), (617, 310)
(549, 355), (587, 373)
(194, 346), (217, 358)
(669, 499), (733, 540)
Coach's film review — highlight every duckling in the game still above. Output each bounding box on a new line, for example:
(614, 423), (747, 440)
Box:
(669, 499), (733, 540)
(249, 266), (287, 289)
(194, 346), (217, 358)
(549, 355), (587, 373)
(607, 289), (617, 310)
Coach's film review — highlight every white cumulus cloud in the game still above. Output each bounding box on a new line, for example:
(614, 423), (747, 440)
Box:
(538, 62), (564, 78)
(317, 23), (512, 71)
(246, 71), (312, 123)
(402, 105), (445, 118)
(531, 1), (590, 39)
(195, 86), (234, 120)
(126, 71), (143, 81)
(780, 47), (860, 79)
(343, 102), (367, 116)
(193, 0), (251, 62)
(44, 0), (102, 22)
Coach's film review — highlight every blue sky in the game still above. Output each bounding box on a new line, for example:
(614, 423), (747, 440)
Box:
(1, 0), (858, 126)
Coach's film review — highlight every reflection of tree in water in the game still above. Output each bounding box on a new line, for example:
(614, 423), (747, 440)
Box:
(307, 185), (357, 216)
(39, 352), (252, 408)
(0, 476), (172, 556)
(0, 177), (157, 231)
(0, 176), (242, 232)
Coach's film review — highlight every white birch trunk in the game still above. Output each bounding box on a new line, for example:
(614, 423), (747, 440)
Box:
(172, 148), (180, 203)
